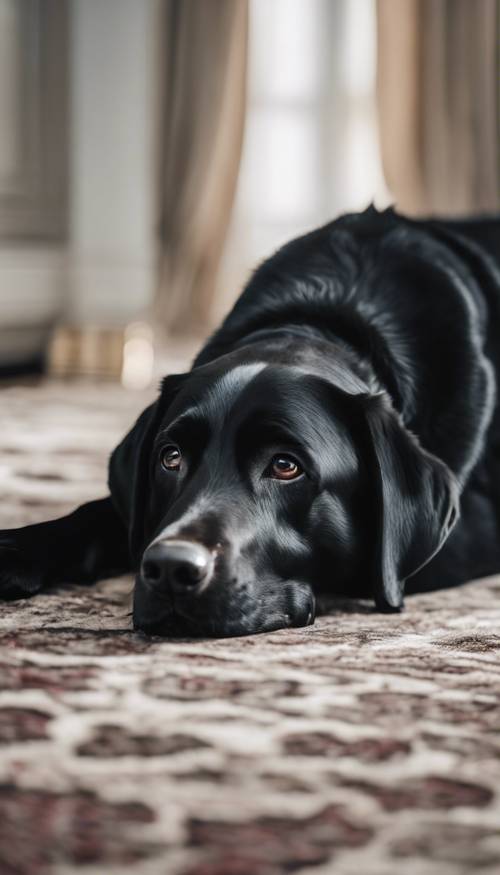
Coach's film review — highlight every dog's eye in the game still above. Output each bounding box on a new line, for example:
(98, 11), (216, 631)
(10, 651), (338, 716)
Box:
(160, 445), (182, 471)
(268, 454), (303, 481)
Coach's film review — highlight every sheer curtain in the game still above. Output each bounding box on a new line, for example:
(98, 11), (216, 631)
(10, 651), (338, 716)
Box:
(377, 0), (500, 216)
(156, 0), (249, 336)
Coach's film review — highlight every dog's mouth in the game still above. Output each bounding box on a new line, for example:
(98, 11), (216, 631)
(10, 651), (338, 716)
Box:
(132, 575), (316, 639)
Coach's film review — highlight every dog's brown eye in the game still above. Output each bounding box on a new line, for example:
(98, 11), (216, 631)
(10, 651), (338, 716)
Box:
(269, 454), (302, 481)
(160, 445), (181, 471)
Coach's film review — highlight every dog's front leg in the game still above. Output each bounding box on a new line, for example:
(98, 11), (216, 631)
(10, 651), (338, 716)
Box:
(0, 497), (130, 599)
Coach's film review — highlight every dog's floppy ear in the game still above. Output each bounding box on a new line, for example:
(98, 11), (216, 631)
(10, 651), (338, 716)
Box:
(364, 393), (459, 611)
(108, 374), (185, 564)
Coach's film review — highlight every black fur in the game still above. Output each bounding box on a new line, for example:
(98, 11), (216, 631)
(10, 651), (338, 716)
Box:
(2, 207), (499, 637)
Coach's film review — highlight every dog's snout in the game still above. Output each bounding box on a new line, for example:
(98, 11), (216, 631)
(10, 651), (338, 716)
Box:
(141, 540), (213, 594)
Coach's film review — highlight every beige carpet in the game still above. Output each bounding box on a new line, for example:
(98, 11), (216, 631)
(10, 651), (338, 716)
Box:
(1, 380), (500, 875)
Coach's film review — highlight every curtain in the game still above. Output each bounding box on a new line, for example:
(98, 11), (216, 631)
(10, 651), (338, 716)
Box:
(376, 0), (500, 216)
(157, 0), (248, 335)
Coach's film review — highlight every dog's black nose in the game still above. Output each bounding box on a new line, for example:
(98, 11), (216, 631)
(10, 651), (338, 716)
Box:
(141, 540), (213, 594)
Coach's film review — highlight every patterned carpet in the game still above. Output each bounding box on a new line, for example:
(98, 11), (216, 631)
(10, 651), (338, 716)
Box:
(1, 380), (500, 875)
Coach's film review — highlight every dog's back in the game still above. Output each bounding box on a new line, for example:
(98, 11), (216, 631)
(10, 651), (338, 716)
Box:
(199, 207), (500, 590)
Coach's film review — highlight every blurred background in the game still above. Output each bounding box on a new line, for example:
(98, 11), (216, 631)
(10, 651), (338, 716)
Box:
(0, 0), (498, 384)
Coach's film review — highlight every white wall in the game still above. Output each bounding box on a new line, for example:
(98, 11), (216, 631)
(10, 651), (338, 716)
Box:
(0, 0), (67, 366)
(0, 0), (160, 367)
(68, 0), (160, 327)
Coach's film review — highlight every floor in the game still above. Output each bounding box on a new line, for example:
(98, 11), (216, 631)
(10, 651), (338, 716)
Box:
(1, 379), (500, 875)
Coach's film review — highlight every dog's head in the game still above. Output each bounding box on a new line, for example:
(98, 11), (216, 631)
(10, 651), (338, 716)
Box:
(109, 345), (458, 637)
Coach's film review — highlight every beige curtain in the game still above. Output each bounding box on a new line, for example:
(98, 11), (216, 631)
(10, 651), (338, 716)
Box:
(157, 0), (248, 335)
(376, 0), (500, 216)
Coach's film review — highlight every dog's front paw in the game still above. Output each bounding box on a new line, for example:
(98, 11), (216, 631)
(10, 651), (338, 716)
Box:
(0, 533), (47, 600)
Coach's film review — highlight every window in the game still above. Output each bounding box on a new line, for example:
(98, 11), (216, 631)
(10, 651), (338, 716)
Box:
(215, 0), (389, 322)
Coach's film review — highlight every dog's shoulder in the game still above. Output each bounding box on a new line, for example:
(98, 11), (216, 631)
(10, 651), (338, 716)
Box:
(196, 207), (500, 484)
(194, 207), (404, 365)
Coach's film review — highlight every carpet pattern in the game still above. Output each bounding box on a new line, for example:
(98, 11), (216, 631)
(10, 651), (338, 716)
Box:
(1, 381), (499, 875)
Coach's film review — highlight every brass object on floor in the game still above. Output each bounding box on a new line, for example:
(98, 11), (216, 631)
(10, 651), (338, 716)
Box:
(48, 323), (154, 386)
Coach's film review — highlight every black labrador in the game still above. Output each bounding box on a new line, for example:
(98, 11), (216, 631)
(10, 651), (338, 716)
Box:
(2, 207), (500, 637)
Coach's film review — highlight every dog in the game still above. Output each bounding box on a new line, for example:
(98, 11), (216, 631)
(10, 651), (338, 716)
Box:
(1, 207), (500, 637)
